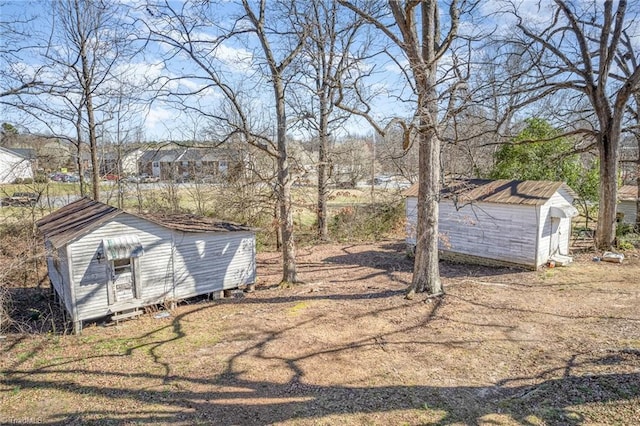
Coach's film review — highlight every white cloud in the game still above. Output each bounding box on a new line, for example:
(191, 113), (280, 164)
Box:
(214, 43), (254, 73)
(144, 107), (174, 138)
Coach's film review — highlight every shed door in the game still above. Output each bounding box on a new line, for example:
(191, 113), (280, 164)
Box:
(112, 258), (137, 302)
(549, 217), (560, 256)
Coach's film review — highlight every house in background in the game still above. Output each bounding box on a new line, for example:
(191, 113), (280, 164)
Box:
(0, 146), (34, 183)
(137, 147), (242, 182)
(97, 147), (145, 177)
(36, 197), (256, 333)
(404, 179), (578, 270)
(618, 185), (639, 226)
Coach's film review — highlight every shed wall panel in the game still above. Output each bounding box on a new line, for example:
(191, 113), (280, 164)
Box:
(406, 197), (539, 266)
(45, 246), (74, 318)
(0, 149), (33, 183)
(172, 231), (256, 299)
(618, 200), (638, 225)
(68, 214), (174, 321)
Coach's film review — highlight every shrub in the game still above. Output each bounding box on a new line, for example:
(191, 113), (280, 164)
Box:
(329, 202), (404, 242)
(616, 233), (640, 250)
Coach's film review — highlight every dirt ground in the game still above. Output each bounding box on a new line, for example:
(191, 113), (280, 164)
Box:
(1, 241), (639, 425)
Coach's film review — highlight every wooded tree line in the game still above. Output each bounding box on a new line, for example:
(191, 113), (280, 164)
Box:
(1, 0), (639, 295)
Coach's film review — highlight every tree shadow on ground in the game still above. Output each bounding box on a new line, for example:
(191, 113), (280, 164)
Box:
(3, 342), (638, 425)
(322, 242), (531, 280)
(2, 299), (639, 425)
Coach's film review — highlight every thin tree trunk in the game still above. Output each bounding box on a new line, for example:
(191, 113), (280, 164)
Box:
(87, 96), (100, 201)
(75, 0), (100, 202)
(317, 96), (329, 241)
(636, 150), (640, 232)
(275, 80), (298, 284)
(73, 104), (86, 197)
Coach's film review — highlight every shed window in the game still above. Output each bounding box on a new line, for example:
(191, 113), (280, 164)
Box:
(113, 258), (132, 274)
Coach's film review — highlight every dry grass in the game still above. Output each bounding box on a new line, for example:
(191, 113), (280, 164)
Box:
(1, 242), (639, 425)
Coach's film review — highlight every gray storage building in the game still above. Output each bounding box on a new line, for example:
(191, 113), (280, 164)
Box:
(618, 185), (638, 226)
(37, 198), (256, 333)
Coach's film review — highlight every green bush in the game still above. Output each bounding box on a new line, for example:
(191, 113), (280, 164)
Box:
(34, 174), (48, 183)
(329, 202), (404, 242)
(13, 177), (34, 184)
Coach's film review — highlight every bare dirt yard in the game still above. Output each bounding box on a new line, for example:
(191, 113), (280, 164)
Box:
(1, 241), (639, 425)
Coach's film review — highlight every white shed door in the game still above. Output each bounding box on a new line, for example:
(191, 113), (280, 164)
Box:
(112, 258), (136, 302)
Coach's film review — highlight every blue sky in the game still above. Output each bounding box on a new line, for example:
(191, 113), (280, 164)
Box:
(1, 0), (412, 142)
(2, 1), (637, 143)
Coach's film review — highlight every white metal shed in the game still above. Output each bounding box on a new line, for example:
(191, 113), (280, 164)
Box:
(404, 179), (578, 269)
(36, 198), (256, 333)
(0, 146), (33, 184)
(618, 185), (638, 226)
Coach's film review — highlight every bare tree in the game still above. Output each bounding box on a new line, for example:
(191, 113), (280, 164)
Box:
(141, 0), (306, 284)
(291, 0), (369, 240)
(340, 1), (470, 296)
(502, 0), (640, 249)
(243, 0), (307, 284)
(48, 0), (129, 201)
(0, 4), (44, 99)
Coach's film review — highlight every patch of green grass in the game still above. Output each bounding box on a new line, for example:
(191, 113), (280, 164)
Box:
(16, 352), (32, 363)
(288, 301), (310, 316)
(93, 337), (138, 354)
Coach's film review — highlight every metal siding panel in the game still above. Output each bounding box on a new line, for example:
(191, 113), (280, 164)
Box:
(69, 214), (175, 321)
(618, 201), (637, 224)
(53, 246), (74, 318)
(439, 201), (538, 265)
(173, 231), (256, 299)
(405, 197), (418, 245)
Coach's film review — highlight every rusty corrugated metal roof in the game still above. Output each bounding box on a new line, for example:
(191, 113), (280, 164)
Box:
(36, 197), (122, 248)
(403, 179), (575, 205)
(138, 213), (254, 233)
(37, 197), (254, 248)
(619, 185), (638, 201)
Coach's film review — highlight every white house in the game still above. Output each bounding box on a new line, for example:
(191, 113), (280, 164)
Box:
(37, 198), (256, 333)
(618, 185), (638, 226)
(0, 146), (33, 183)
(404, 179), (578, 269)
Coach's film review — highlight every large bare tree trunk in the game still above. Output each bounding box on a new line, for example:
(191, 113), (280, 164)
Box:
(596, 129), (620, 248)
(410, 125), (442, 296)
(340, 0), (460, 296)
(405, 1), (445, 296)
(634, 94), (640, 232)
(636, 159), (640, 232)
